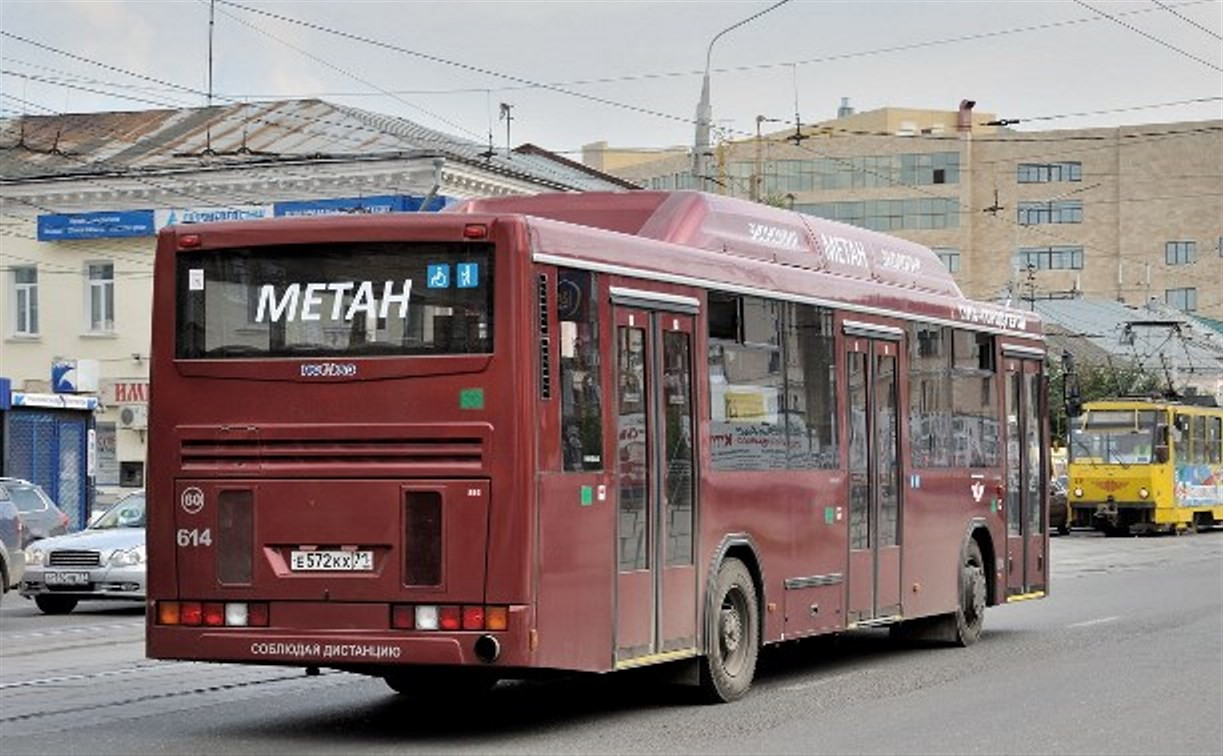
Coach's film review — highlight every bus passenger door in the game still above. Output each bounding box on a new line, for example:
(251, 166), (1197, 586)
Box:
(1004, 356), (1047, 596)
(846, 331), (903, 624)
(613, 303), (699, 665)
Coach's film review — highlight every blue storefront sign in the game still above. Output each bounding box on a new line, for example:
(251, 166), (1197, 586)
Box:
(37, 210), (156, 241)
(36, 195), (455, 242)
(275, 194), (451, 217)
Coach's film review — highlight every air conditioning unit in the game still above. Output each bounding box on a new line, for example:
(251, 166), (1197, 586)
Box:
(118, 404), (148, 430)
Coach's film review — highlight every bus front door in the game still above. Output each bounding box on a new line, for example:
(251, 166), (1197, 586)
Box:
(846, 333), (903, 624)
(613, 304), (699, 666)
(1004, 356), (1047, 596)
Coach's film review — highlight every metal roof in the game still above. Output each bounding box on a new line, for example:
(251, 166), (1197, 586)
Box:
(0, 99), (635, 192)
(1032, 297), (1223, 377)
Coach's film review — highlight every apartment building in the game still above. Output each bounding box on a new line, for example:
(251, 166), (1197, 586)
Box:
(588, 102), (1222, 318)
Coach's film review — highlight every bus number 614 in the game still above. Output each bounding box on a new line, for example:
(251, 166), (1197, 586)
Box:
(177, 528), (212, 547)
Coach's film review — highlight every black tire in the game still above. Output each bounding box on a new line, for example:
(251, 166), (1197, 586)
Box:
(383, 667), (497, 697)
(698, 557), (759, 703)
(35, 595), (78, 615)
(953, 540), (987, 647)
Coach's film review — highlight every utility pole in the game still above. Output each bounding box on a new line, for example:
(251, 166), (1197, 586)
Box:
(752, 115), (783, 202)
(693, 1), (792, 190)
(499, 103), (514, 159)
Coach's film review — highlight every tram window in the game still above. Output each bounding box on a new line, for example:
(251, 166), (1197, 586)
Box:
(908, 324), (952, 467)
(1191, 416), (1207, 464)
(557, 269), (603, 472)
(708, 292), (785, 471)
(1208, 417), (1222, 463)
(785, 303), (839, 469)
(951, 329), (999, 467)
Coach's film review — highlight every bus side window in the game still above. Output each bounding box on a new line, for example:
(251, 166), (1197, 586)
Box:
(558, 269), (603, 472)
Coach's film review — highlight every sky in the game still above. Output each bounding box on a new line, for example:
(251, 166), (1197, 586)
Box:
(1, 0), (1221, 159)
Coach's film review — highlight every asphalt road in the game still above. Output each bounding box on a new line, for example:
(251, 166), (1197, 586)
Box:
(1, 530), (1220, 755)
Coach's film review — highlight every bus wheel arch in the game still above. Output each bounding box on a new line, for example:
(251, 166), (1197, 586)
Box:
(700, 537), (763, 703)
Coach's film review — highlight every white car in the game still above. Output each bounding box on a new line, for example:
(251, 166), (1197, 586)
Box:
(21, 491), (146, 614)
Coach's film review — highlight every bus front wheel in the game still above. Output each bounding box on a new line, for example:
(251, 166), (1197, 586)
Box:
(699, 557), (759, 703)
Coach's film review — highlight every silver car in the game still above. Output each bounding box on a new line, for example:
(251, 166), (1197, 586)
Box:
(21, 491), (146, 615)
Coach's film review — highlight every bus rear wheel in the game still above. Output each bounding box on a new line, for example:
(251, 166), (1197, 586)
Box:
(952, 540), (986, 646)
(699, 557), (759, 703)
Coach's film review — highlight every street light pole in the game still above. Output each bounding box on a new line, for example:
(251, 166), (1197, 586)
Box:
(692, 0), (792, 191)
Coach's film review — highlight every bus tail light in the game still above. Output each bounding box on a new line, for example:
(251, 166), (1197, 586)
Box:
(415, 605), (439, 630)
(391, 605), (414, 630)
(485, 606), (508, 631)
(392, 604), (509, 631)
(203, 602), (226, 626)
(157, 600), (268, 627)
(463, 223), (488, 239)
(462, 606), (485, 630)
(181, 601), (203, 626)
(224, 603), (249, 627)
(439, 605), (462, 630)
(158, 601), (181, 625)
(247, 602), (269, 627)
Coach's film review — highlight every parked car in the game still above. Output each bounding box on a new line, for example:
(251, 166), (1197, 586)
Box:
(0, 478), (70, 546)
(21, 490), (145, 615)
(1050, 475), (1070, 536)
(0, 496), (26, 603)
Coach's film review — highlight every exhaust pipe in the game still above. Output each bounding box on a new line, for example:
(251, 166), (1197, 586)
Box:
(474, 634), (501, 664)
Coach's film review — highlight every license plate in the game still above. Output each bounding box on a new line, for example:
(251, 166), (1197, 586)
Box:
(289, 550), (373, 572)
(45, 571), (90, 585)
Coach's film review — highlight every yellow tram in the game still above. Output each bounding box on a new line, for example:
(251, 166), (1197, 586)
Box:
(1067, 398), (1222, 534)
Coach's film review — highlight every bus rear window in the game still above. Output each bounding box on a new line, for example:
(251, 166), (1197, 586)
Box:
(176, 242), (493, 359)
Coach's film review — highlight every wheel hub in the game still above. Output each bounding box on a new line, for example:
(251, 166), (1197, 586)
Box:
(721, 606), (742, 653)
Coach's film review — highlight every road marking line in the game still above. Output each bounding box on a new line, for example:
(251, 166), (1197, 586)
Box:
(1067, 615), (1120, 629)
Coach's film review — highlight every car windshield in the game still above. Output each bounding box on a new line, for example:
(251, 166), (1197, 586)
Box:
(92, 493), (146, 529)
(3, 484), (50, 513)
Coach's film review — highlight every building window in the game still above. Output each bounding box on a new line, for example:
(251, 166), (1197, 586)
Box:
(11, 266), (38, 335)
(1017, 200), (1082, 225)
(1165, 241), (1196, 266)
(1014, 246), (1084, 270)
(86, 261), (115, 332)
(1017, 161), (1082, 183)
(933, 247), (960, 273)
(1165, 287), (1197, 312)
(746, 151), (961, 196)
(799, 197), (960, 231)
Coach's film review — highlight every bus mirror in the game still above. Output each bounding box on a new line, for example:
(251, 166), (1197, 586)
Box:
(1061, 350), (1082, 418)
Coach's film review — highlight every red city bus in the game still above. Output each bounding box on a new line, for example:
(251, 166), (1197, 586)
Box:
(146, 191), (1048, 702)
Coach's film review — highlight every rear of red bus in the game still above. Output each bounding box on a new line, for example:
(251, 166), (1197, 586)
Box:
(145, 214), (536, 682)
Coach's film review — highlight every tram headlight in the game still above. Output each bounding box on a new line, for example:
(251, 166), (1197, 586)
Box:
(1074, 487), (1084, 498)
(1138, 488), (1149, 499)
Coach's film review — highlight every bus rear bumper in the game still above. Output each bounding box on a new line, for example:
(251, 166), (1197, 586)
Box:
(147, 603), (532, 668)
